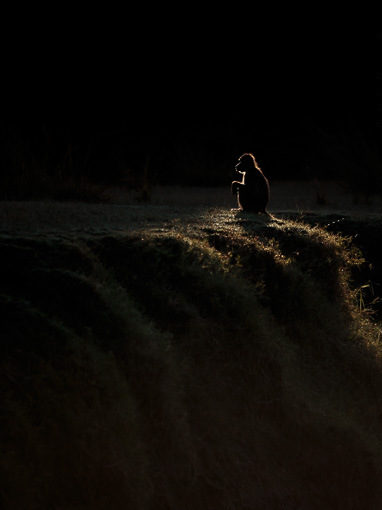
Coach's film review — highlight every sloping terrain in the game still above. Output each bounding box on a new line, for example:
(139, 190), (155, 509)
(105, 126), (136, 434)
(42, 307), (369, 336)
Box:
(1, 204), (382, 509)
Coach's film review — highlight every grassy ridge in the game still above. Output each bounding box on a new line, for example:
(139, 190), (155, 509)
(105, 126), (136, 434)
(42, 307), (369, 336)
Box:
(1, 210), (382, 509)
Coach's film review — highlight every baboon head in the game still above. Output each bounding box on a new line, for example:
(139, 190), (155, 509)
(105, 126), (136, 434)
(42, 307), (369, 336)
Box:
(235, 153), (259, 175)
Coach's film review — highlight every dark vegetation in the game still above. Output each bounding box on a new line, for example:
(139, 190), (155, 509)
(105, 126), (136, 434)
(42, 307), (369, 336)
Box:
(1, 210), (382, 509)
(1, 100), (380, 202)
(0, 33), (380, 508)
(293, 212), (382, 321)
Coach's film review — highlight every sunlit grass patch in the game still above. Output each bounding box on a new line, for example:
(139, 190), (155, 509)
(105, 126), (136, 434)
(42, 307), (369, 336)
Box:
(1, 208), (382, 509)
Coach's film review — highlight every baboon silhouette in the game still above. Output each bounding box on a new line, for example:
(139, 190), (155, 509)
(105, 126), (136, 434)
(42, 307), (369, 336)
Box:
(231, 153), (270, 213)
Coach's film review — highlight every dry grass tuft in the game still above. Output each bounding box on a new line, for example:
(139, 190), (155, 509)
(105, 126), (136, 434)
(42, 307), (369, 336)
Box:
(1, 204), (382, 509)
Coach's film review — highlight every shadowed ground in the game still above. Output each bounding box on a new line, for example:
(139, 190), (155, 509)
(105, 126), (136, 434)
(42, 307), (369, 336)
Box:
(1, 195), (382, 509)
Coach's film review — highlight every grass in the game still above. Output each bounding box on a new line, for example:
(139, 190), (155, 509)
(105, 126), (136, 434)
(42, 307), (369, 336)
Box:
(1, 203), (382, 509)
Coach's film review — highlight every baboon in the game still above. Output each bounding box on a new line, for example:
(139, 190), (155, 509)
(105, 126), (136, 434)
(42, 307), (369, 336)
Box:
(231, 153), (270, 213)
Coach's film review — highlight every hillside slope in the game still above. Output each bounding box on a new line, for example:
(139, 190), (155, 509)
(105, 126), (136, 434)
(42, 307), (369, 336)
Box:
(1, 206), (382, 509)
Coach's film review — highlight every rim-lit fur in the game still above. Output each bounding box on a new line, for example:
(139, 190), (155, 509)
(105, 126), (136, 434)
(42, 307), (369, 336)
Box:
(231, 153), (270, 213)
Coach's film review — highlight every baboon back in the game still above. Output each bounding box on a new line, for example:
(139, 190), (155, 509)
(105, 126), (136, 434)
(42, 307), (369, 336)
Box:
(238, 172), (269, 212)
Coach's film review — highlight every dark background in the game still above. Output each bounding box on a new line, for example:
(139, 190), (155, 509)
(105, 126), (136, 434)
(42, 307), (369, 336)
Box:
(1, 22), (380, 199)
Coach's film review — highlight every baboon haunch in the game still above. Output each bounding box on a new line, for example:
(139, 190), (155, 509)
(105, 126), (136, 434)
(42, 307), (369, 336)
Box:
(231, 153), (270, 213)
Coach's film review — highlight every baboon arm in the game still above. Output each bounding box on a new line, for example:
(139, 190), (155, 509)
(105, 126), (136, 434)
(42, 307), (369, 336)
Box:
(231, 181), (244, 195)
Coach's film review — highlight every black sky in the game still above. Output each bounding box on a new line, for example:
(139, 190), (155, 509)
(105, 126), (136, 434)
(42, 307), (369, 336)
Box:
(1, 22), (377, 187)
(5, 23), (371, 130)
